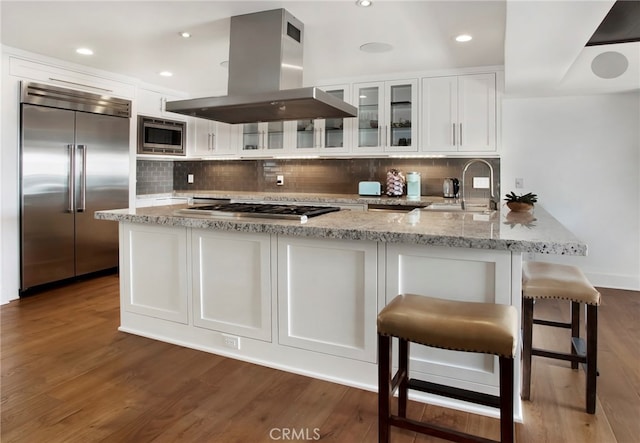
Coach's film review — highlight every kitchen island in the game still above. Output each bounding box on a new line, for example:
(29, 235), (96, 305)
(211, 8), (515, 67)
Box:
(96, 203), (585, 421)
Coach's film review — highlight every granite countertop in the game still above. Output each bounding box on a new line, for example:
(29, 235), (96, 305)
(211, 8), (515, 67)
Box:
(140, 190), (439, 207)
(97, 203), (587, 256)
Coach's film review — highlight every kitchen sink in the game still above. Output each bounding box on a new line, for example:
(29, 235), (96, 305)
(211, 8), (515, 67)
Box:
(422, 203), (496, 214)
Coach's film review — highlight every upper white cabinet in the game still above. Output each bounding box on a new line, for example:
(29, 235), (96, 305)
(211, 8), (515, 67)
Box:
(421, 73), (496, 153)
(239, 121), (292, 157)
(292, 85), (352, 155)
(9, 56), (135, 99)
(136, 87), (188, 120)
(352, 79), (418, 154)
(190, 118), (237, 157)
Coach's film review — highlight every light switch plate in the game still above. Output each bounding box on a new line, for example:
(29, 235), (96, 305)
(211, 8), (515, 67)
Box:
(473, 177), (490, 189)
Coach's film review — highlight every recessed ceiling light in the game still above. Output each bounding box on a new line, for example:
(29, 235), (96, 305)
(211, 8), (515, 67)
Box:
(356, 0), (372, 7)
(359, 42), (393, 53)
(455, 34), (473, 43)
(180, 32), (191, 38)
(76, 48), (93, 55)
(159, 71), (173, 77)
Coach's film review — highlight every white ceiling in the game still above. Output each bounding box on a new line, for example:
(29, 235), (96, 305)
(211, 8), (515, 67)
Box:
(1, 1), (638, 97)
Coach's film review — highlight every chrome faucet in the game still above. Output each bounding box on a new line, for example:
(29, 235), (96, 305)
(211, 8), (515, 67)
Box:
(461, 159), (498, 211)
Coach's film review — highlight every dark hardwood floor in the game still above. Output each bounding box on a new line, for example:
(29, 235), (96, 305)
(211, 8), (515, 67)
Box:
(1, 275), (638, 442)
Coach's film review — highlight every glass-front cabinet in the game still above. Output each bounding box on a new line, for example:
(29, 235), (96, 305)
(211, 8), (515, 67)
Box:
(240, 121), (289, 156)
(352, 79), (418, 153)
(293, 85), (351, 154)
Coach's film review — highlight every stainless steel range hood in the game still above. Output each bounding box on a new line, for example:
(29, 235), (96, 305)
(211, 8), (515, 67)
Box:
(166, 9), (357, 124)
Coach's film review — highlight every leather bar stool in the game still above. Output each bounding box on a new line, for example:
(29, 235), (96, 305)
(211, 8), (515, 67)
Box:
(377, 294), (518, 443)
(521, 261), (601, 414)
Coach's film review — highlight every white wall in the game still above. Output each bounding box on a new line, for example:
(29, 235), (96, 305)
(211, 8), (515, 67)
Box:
(502, 92), (640, 290)
(1, 50), (20, 304)
(0, 49), (4, 303)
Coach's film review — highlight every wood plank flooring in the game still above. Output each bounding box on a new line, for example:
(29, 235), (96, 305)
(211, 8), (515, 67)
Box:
(1, 275), (638, 442)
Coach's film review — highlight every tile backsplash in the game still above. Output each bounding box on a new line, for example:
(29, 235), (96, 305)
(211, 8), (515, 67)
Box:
(137, 157), (500, 199)
(136, 160), (174, 195)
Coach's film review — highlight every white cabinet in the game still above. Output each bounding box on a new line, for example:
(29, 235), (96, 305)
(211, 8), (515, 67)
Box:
(353, 79), (418, 153)
(8, 56), (135, 99)
(190, 118), (237, 157)
(421, 73), (496, 153)
(292, 85), (352, 155)
(239, 121), (293, 157)
(277, 236), (378, 362)
(136, 87), (187, 120)
(386, 243), (512, 393)
(191, 230), (272, 341)
(120, 222), (189, 323)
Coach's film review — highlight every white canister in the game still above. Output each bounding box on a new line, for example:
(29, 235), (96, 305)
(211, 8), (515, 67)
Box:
(406, 172), (421, 199)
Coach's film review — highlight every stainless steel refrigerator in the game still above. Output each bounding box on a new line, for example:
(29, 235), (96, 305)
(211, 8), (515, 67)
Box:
(20, 81), (131, 292)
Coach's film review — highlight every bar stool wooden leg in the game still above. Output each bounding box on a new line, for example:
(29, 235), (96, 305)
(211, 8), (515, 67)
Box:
(521, 298), (534, 400)
(499, 356), (515, 443)
(571, 301), (580, 370)
(398, 338), (409, 418)
(378, 334), (392, 443)
(586, 304), (598, 414)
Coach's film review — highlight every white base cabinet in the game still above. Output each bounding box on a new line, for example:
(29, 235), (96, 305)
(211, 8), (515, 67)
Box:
(277, 236), (378, 362)
(386, 244), (513, 394)
(117, 222), (522, 419)
(191, 229), (272, 341)
(120, 223), (189, 324)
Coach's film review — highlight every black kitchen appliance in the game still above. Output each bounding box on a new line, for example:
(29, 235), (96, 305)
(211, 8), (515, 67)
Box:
(176, 202), (340, 222)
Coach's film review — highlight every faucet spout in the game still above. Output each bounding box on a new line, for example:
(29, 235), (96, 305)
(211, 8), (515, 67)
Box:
(461, 159), (497, 211)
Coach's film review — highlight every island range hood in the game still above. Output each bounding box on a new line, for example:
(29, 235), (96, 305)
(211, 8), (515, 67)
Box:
(166, 9), (357, 124)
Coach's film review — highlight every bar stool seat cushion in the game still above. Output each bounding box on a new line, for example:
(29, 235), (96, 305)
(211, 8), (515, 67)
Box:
(523, 261), (600, 305)
(377, 294), (517, 358)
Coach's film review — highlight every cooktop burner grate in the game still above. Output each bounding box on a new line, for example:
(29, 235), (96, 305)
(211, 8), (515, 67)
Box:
(175, 202), (340, 221)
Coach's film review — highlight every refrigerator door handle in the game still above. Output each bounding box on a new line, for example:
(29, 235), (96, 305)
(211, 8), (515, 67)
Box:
(77, 144), (87, 212)
(68, 144), (75, 212)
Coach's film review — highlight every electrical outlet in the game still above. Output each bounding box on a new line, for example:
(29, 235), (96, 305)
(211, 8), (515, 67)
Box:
(472, 177), (490, 189)
(187, 174), (194, 184)
(515, 178), (524, 189)
(276, 175), (284, 186)
(222, 334), (240, 350)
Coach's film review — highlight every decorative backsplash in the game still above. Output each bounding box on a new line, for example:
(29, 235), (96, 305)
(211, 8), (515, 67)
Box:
(137, 157), (500, 199)
(136, 160), (174, 195)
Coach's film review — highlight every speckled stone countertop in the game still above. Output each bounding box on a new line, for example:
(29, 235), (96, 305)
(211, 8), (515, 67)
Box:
(143, 191), (437, 206)
(97, 203), (587, 255)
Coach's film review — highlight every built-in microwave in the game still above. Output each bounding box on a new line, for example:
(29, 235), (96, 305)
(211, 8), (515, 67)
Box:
(137, 115), (186, 156)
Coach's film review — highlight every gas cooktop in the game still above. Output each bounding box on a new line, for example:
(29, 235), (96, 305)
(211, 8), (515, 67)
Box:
(175, 202), (340, 222)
